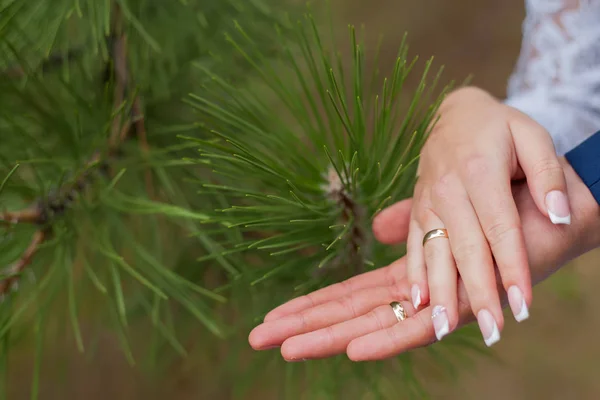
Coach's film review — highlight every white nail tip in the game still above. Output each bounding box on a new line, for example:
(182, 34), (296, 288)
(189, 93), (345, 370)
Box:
(435, 319), (449, 341)
(412, 286), (421, 309)
(515, 300), (529, 322)
(548, 210), (571, 225)
(484, 322), (501, 347)
(431, 305), (449, 341)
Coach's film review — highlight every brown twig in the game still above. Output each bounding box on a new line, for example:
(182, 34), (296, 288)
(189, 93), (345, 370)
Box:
(109, 4), (153, 196)
(0, 230), (46, 295)
(321, 166), (369, 275)
(0, 207), (44, 225)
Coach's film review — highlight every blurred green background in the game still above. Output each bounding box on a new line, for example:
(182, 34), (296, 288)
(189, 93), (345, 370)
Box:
(8, 0), (600, 398)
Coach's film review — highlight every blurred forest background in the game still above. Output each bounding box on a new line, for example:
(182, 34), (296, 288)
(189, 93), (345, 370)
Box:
(7, 0), (600, 399)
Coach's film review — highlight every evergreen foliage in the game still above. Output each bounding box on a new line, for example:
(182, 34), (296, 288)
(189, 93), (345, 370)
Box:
(0, 0), (482, 398)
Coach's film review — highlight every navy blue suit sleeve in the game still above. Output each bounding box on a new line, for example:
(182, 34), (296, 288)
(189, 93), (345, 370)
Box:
(565, 130), (600, 205)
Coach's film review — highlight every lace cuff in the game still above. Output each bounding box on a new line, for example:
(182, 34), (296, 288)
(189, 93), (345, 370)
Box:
(505, 0), (600, 155)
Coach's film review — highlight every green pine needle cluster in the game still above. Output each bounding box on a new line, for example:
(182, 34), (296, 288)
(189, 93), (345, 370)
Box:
(187, 14), (447, 289)
(0, 0), (484, 398)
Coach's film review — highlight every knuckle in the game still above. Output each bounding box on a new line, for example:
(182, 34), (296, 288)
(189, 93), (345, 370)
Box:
(366, 309), (385, 331)
(484, 220), (521, 248)
(531, 158), (563, 180)
(298, 310), (309, 331)
(324, 325), (337, 346)
(452, 241), (483, 265)
(337, 294), (358, 318)
(432, 174), (455, 201)
(304, 293), (316, 308)
(463, 154), (490, 181)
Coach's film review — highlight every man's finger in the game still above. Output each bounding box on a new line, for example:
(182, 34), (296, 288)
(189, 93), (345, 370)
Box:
(250, 281), (410, 351)
(372, 198), (413, 244)
(281, 301), (413, 361)
(263, 258), (406, 322)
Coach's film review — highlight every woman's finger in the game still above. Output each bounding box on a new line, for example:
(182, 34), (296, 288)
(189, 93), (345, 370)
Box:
(420, 207), (459, 341)
(372, 198), (413, 244)
(431, 174), (504, 347)
(406, 182), (429, 310)
(281, 301), (413, 361)
(510, 115), (571, 225)
(461, 152), (531, 322)
(262, 258), (406, 322)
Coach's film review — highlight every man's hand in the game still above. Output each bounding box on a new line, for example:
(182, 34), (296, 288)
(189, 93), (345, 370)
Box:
(248, 160), (600, 361)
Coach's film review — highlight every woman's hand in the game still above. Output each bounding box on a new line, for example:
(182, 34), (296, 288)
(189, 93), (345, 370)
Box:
(406, 86), (571, 346)
(248, 159), (600, 361)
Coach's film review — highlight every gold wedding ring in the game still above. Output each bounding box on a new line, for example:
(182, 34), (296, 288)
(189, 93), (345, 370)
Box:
(422, 228), (448, 246)
(390, 301), (407, 322)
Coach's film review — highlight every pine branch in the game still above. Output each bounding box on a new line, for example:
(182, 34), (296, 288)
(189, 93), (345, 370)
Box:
(108, 3), (153, 196)
(323, 166), (368, 274)
(0, 2), (155, 295)
(0, 229), (46, 295)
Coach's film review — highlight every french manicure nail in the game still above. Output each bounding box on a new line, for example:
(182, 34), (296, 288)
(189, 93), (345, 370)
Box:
(411, 284), (421, 309)
(431, 305), (449, 341)
(546, 190), (571, 225)
(477, 309), (500, 347)
(507, 286), (529, 322)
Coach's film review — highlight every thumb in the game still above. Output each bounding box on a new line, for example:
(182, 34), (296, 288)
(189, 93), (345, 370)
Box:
(372, 198), (413, 244)
(510, 116), (571, 225)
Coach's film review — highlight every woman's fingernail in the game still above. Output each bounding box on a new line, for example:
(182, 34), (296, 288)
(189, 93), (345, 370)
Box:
(411, 284), (421, 309)
(431, 305), (449, 340)
(477, 309), (500, 347)
(507, 286), (529, 322)
(546, 190), (571, 225)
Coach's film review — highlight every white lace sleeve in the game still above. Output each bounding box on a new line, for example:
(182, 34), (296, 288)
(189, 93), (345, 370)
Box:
(505, 0), (600, 155)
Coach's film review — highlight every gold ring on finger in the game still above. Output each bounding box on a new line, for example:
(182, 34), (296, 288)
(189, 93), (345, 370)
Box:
(422, 228), (448, 246)
(390, 301), (407, 322)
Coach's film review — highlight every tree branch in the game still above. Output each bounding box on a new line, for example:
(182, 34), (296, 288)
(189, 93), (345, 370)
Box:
(0, 2), (155, 293)
(0, 230), (46, 295)
(322, 166), (369, 275)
